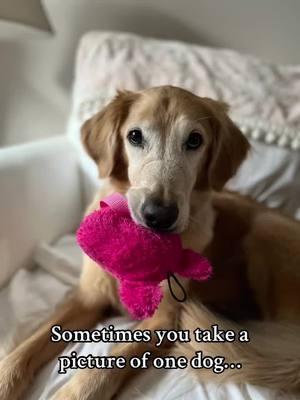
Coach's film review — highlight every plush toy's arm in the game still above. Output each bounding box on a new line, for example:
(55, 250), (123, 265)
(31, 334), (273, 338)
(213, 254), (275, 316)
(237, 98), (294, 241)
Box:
(177, 249), (212, 281)
(119, 280), (163, 320)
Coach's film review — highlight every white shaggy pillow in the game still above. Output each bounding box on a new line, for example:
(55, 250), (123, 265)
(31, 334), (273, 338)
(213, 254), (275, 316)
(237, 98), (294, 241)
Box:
(67, 31), (300, 219)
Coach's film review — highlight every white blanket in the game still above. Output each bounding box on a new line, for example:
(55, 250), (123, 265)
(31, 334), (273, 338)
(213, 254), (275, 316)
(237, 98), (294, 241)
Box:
(0, 236), (297, 400)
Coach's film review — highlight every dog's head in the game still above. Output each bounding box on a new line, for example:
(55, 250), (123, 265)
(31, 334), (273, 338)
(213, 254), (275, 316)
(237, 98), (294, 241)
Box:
(82, 86), (249, 233)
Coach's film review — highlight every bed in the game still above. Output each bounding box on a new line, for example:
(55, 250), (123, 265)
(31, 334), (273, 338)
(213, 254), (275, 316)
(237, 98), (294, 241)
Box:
(0, 31), (300, 400)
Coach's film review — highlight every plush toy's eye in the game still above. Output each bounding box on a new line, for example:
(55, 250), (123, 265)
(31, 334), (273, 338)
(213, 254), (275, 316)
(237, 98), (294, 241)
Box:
(127, 129), (143, 147)
(185, 131), (203, 150)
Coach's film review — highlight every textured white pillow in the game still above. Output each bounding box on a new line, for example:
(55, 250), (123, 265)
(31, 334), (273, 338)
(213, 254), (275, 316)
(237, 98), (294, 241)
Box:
(67, 31), (300, 219)
(228, 139), (300, 219)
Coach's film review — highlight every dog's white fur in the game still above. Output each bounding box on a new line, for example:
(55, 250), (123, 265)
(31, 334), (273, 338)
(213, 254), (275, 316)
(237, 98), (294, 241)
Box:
(126, 113), (211, 232)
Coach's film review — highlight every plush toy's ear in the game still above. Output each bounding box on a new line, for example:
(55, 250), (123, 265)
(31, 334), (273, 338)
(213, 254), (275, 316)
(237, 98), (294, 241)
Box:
(178, 249), (212, 281)
(201, 98), (250, 191)
(119, 281), (163, 320)
(81, 90), (138, 181)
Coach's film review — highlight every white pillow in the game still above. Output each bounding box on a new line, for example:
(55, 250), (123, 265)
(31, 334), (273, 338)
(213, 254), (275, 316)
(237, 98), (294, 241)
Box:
(67, 31), (300, 219)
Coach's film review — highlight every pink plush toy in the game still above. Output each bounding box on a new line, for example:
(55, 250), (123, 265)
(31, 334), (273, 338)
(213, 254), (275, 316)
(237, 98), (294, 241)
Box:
(76, 193), (212, 320)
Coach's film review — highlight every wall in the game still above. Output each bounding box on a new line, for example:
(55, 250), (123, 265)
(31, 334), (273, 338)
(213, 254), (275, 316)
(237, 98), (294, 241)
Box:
(1, 0), (300, 146)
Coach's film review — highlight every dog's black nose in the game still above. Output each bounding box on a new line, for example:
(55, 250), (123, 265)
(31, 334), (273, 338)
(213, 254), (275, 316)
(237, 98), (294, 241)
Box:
(142, 199), (179, 231)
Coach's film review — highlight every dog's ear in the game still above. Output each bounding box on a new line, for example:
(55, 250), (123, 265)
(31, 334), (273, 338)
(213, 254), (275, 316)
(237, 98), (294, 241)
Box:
(202, 98), (250, 191)
(81, 90), (137, 181)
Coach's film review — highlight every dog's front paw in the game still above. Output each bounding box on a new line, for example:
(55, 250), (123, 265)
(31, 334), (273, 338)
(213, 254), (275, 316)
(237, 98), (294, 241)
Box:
(51, 383), (101, 400)
(0, 355), (29, 400)
(50, 385), (79, 400)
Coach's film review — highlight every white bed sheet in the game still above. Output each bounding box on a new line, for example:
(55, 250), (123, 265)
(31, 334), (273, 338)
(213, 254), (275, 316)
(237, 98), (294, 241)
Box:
(0, 236), (297, 400)
(26, 318), (282, 400)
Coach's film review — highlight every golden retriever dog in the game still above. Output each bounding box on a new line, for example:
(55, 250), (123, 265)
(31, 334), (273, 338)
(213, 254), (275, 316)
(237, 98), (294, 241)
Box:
(0, 86), (300, 400)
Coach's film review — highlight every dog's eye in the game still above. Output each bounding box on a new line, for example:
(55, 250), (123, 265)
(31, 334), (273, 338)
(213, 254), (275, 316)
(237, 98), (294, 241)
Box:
(185, 131), (203, 150)
(127, 129), (143, 147)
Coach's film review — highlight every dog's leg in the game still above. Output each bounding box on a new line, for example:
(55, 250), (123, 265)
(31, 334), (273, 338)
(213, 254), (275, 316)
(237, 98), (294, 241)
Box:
(0, 259), (118, 400)
(51, 288), (178, 400)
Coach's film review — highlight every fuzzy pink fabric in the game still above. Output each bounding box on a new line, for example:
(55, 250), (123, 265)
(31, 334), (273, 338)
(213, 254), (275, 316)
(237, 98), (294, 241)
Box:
(76, 193), (212, 319)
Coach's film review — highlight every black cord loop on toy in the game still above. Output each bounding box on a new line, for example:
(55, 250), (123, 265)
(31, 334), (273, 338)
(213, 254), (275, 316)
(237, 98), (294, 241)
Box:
(167, 272), (187, 303)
